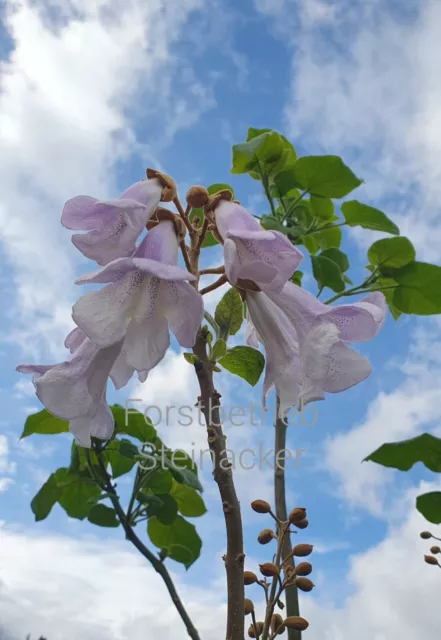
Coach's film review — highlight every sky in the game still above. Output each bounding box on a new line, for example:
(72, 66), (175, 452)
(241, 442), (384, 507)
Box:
(1, 0), (441, 638)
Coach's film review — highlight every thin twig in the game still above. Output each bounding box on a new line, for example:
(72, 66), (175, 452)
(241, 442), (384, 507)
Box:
(261, 520), (289, 640)
(196, 218), (209, 250)
(251, 609), (261, 639)
(199, 265), (225, 276)
(200, 274), (228, 296)
(174, 197), (194, 233)
(180, 241), (193, 273)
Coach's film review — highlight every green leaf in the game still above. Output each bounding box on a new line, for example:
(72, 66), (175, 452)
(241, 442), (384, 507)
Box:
(183, 353), (198, 365)
(170, 480), (207, 517)
(212, 338), (227, 360)
(163, 453), (203, 493)
(416, 492), (441, 525)
(292, 155), (362, 198)
(290, 270), (303, 287)
(313, 225), (342, 249)
(87, 504), (120, 527)
(320, 248), (349, 272)
(301, 234), (319, 254)
(392, 262), (441, 315)
(247, 128), (296, 166)
(231, 132), (285, 175)
(341, 200), (399, 235)
(147, 469), (174, 494)
(368, 237), (416, 269)
(214, 287), (243, 338)
(149, 494), (178, 525)
(311, 255), (345, 293)
(364, 433), (441, 472)
(309, 196), (334, 220)
(21, 409), (68, 439)
(31, 473), (61, 522)
(68, 442), (81, 474)
(218, 346), (265, 386)
(55, 469), (101, 520)
(147, 515), (202, 568)
(112, 405), (157, 443)
(106, 439), (138, 479)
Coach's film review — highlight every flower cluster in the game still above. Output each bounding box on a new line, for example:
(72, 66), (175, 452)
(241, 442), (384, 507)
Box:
(17, 174), (386, 446)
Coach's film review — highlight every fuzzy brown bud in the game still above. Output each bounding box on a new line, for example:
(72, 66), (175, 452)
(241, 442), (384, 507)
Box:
(424, 555), (439, 566)
(257, 529), (275, 545)
(295, 562), (312, 576)
(294, 577), (314, 592)
(146, 168), (176, 202)
(295, 518), (309, 529)
(420, 531), (432, 539)
(271, 614), (285, 635)
(288, 507), (307, 524)
(186, 185), (209, 209)
(293, 543), (313, 557)
(284, 616), (309, 631)
(244, 571), (258, 586)
(251, 499), (272, 514)
(259, 562), (279, 578)
(248, 623), (264, 638)
(244, 598), (254, 615)
(430, 546), (441, 554)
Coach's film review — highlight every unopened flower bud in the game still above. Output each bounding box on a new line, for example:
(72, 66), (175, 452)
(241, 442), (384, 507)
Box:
(424, 555), (439, 566)
(271, 614), (284, 634)
(431, 546), (441, 554)
(420, 531), (432, 540)
(146, 168), (176, 202)
(289, 508), (307, 524)
(244, 598), (254, 615)
(293, 544), (313, 557)
(251, 499), (271, 514)
(244, 571), (258, 585)
(284, 616), (309, 631)
(257, 529), (275, 545)
(295, 562), (312, 576)
(294, 577), (314, 592)
(186, 185), (209, 209)
(248, 622), (264, 638)
(295, 518), (309, 529)
(259, 562), (279, 578)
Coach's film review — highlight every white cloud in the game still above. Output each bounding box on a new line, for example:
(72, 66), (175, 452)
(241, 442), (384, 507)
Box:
(0, 435), (16, 492)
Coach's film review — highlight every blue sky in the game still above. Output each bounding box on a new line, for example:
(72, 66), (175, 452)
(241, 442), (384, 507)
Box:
(1, 1), (441, 638)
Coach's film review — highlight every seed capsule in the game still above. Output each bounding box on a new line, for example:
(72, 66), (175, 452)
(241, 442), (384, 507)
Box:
(251, 499), (272, 514)
(430, 546), (441, 554)
(293, 543), (313, 557)
(294, 577), (314, 592)
(295, 562), (312, 576)
(424, 555), (439, 566)
(288, 507), (307, 524)
(244, 571), (258, 585)
(259, 562), (279, 578)
(295, 518), (309, 529)
(420, 531), (432, 539)
(271, 614), (285, 634)
(244, 599), (254, 615)
(284, 616), (309, 631)
(248, 622), (264, 638)
(257, 529), (275, 545)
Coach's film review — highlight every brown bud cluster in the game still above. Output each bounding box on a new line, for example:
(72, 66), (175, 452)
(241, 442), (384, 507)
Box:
(284, 616), (309, 631)
(244, 571), (258, 586)
(257, 529), (275, 545)
(424, 555), (439, 566)
(289, 507), (307, 524)
(244, 598), (254, 615)
(186, 185), (209, 209)
(251, 499), (271, 514)
(293, 544), (313, 557)
(295, 562), (313, 576)
(248, 622), (264, 638)
(259, 562), (279, 578)
(294, 577), (315, 592)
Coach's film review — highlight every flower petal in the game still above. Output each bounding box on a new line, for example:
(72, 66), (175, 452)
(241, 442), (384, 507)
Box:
(123, 315), (170, 373)
(110, 351), (135, 390)
(64, 327), (87, 353)
(320, 292), (386, 343)
(119, 177), (163, 206)
(61, 196), (100, 230)
(161, 281), (203, 347)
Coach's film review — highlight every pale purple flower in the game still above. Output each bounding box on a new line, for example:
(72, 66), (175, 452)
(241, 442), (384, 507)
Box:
(62, 178), (163, 265)
(72, 219), (203, 375)
(214, 200), (303, 291)
(17, 328), (123, 447)
(246, 286), (386, 414)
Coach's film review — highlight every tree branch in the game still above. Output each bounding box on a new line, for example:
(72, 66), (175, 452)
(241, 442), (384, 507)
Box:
(200, 274), (228, 296)
(192, 327), (245, 640)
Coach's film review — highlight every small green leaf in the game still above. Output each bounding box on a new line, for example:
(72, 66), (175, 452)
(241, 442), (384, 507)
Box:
(112, 405), (157, 443)
(147, 515), (202, 568)
(147, 469), (174, 494)
(212, 339), (227, 360)
(320, 248), (349, 273)
(368, 237), (416, 269)
(21, 409), (68, 439)
(292, 155), (362, 198)
(170, 481), (207, 517)
(215, 287), (243, 338)
(55, 469), (101, 520)
(392, 262), (441, 315)
(183, 353), (198, 365)
(311, 255), (345, 293)
(87, 504), (120, 527)
(106, 439), (137, 478)
(218, 346), (265, 386)
(290, 270), (303, 286)
(416, 492), (441, 525)
(309, 196), (334, 219)
(149, 494), (178, 525)
(164, 455), (203, 492)
(31, 473), (61, 522)
(231, 132), (285, 175)
(341, 200), (399, 235)
(301, 234), (319, 254)
(313, 225), (342, 249)
(364, 433), (441, 472)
